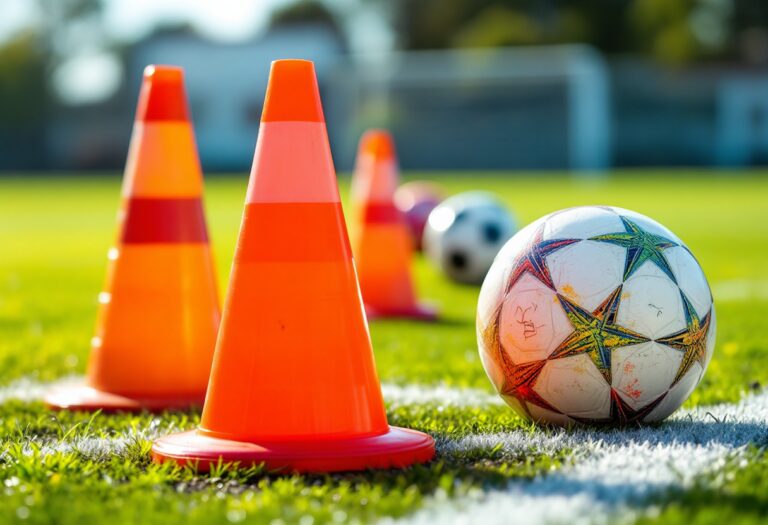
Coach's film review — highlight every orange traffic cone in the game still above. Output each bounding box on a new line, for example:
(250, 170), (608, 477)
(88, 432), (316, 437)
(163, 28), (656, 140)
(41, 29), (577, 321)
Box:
(351, 130), (437, 320)
(151, 60), (435, 473)
(45, 65), (220, 412)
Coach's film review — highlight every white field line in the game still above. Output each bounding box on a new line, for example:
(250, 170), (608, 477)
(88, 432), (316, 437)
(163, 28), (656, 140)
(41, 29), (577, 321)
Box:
(386, 391), (768, 525)
(3, 374), (767, 525)
(0, 377), (501, 460)
(0, 376), (80, 404)
(0, 376), (501, 409)
(21, 429), (155, 460)
(381, 383), (502, 408)
(0, 377), (171, 459)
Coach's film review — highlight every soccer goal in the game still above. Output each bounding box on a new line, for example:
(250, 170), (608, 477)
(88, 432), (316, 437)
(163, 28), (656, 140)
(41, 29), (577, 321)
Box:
(333, 45), (611, 172)
(715, 77), (768, 167)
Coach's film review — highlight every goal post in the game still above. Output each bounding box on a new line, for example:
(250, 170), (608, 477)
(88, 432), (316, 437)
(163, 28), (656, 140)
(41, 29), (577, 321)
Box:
(332, 45), (611, 173)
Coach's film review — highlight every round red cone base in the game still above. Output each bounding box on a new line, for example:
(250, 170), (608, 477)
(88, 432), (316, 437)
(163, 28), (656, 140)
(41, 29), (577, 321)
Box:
(151, 426), (435, 473)
(365, 303), (438, 322)
(44, 383), (206, 413)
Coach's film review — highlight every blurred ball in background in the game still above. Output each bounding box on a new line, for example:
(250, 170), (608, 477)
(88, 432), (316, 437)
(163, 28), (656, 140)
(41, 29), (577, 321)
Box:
(394, 181), (446, 251)
(423, 191), (516, 285)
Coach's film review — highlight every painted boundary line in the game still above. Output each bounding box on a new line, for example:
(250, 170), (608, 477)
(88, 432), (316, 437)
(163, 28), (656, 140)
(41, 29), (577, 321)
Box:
(0, 376), (80, 405)
(386, 390), (768, 525)
(3, 376), (766, 525)
(0, 377), (502, 409)
(0, 377), (501, 459)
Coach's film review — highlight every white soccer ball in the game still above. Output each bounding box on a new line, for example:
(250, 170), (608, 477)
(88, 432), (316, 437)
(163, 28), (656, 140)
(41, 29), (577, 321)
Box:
(423, 192), (517, 285)
(477, 206), (715, 426)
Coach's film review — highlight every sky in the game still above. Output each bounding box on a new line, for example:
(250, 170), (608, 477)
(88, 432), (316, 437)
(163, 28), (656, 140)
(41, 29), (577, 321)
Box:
(103, 0), (294, 42)
(0, 0), (293, 43)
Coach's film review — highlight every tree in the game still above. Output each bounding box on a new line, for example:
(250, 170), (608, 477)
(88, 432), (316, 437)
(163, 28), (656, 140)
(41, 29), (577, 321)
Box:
(269, 0), (346, 47)
(0, 0), (108, 168)
(385, 0), (768, 65)
(0, 31), (51, 168)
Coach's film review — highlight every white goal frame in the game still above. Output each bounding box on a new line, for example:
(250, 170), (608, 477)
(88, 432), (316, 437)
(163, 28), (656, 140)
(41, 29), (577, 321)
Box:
(346, 45), (612, 172)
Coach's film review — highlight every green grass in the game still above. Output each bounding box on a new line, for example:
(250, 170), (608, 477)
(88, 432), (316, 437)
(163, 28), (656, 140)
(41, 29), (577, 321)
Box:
(1, 170), (767, 524)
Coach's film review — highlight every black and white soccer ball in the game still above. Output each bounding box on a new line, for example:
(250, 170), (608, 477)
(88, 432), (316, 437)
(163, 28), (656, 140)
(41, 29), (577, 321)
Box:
(423, 192), (517, 285)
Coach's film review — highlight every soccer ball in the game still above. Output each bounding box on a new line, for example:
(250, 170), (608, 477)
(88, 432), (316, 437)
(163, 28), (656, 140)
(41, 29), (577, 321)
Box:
(477, 206), (715, 426)
(394, 181), (445, 251)
(423, 191), (517, 285)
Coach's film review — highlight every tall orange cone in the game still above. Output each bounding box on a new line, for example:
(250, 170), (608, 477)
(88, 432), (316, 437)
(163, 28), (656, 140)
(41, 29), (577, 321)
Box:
(351, 130), (437, 320)
(151, 60), (435, 473)
(45, 65), (220, 412)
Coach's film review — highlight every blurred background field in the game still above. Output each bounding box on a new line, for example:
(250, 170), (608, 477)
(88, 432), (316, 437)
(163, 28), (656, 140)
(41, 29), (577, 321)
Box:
(3, 0), (768, 173)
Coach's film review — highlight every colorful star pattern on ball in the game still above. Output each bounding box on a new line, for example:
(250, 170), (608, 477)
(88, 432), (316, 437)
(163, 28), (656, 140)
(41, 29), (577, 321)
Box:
(497, 358), (558, 417)
(656, 291), (712, 385)
(572, 389), (667, 426)
(609, 388), (667, 425)
(550, 286), (650, 383)
(506, 224), (580, 292)
(590, 215), (679, 283)
(476, 205), (715, 427)
(480, 307), (560, 417)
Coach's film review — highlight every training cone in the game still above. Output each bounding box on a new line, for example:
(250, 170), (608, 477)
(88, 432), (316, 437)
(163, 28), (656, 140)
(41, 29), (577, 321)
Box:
(151, 60), (435, 473)
(45, 65), (220, 412)
(351, 130), (437, 320)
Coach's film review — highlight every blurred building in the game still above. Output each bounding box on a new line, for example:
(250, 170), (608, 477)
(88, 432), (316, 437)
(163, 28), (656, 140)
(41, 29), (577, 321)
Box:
(336, 46), (611, 171)
(47, 24), (345, 171)
(613, 61), (768, 167)
(11, 26), (768, 172)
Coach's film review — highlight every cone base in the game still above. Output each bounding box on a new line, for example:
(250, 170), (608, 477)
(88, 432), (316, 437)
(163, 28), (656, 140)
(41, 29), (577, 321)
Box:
(44, 383), (206, 413)
(151, 426), (435, 473)
(365, 303), (438, 322)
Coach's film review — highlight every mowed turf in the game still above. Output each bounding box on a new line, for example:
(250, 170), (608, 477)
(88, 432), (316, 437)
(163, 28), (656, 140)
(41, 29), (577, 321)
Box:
(0, 171), (767, 524)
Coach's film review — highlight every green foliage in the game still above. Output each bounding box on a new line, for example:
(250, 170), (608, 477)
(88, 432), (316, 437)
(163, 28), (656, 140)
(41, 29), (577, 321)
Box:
(453, 6), (543, 48)
(0, 32), (51, 169)
(386, 0), (764, 65)
(0, 32), (49, 128)
(269, 0), (345, 42)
